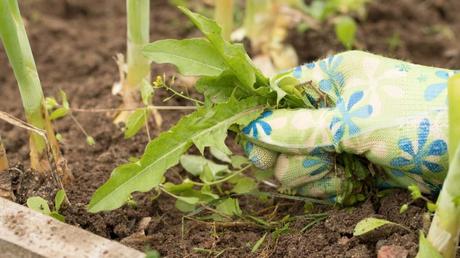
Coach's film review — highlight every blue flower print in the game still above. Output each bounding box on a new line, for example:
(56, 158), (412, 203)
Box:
(293, 66), (302, 78)
(329, 91), (373, 143)
(318, 55), (345, 97)
(396, 63), (410, 72)
(424, 70), (452, 101)
(306, 62), (315, 69)
(417, 74), (428, 83)
(242, 110), (273, 139)
(303, 148), (333, 176)
(390, 119), (447, 175)
(292, 62), (316, 79)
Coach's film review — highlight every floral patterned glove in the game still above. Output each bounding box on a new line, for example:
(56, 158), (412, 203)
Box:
(243, 50), (454, 201)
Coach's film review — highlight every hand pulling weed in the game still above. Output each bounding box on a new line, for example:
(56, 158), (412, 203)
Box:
(88, 7), (368, 215)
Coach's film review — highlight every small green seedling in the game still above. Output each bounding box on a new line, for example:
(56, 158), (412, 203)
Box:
(26, 189), (67, 222)
(144, 249), (161, 258)
(46, 90), (96, 146)
(251, 232), (267, 253)
(334, 16), (357, 50)
(399, 184), (436, 214)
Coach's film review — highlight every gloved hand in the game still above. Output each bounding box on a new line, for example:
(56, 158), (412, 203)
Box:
(243, 50), (454, 202)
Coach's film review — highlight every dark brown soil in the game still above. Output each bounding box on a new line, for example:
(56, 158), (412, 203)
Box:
(0, 0), (459, 257)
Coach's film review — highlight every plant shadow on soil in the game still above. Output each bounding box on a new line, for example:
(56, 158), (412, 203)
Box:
(1, 0), (460, 257)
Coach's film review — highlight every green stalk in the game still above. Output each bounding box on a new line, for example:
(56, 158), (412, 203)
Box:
(0, 0), (47, 170)
(243, 0), (269, 46)
(116, 0), (151, 122)
(215, 0), (234, 41)
(0, 135), (8, 171)
(424, 74), (460, 257)
(0, 0), (70, 181)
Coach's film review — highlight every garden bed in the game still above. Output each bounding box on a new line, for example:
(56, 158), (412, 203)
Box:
(1, 0), (459, 257)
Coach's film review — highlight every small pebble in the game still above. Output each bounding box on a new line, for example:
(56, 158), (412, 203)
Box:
(377, 245), (408, 258)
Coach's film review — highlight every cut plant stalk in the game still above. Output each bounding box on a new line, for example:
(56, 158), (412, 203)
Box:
(0, 0), (71, 182)
(422, 74), (460, 258)
(0, 134), (12, 200)
(0, 135), (8, 171)
(243, 0), (299, 75)
(214, 0), (234, 41)
(115, 0), (158, 123)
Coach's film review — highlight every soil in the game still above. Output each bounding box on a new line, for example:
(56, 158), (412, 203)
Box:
(1, 0), (459, 257)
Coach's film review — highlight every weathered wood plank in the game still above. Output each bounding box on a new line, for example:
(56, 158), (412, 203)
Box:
(0, 198), (145, 258)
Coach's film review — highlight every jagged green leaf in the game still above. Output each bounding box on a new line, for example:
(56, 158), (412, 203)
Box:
(230, 176), (256, 194)
(88, 97), (265, 213)
(230, 155), (249, 169)
(180, 154), (228, 177)
(209, 147), (231, 163)
(143, 38), (227, 77)
(216, 198), (242, 217)
(178, 7), (268, 92)
(196, 71), (243, 104)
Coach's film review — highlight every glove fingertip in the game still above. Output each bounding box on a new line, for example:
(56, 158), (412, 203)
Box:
(245, 142), (278, 170)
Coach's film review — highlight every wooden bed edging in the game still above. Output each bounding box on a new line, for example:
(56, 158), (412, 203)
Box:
(0, 197), (145, 258)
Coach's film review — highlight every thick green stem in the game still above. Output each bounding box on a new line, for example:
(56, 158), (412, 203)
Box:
(0, 0), (71, 182)
(0, 0), (48, 170)
(116, 0), (151, 123)
(126, 0), (150, 104)
(215, 0), (234, 41)
(243, 0), (270, 48)
(425, 74), (460, 258)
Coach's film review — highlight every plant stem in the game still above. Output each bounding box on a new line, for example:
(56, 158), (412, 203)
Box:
(116, 0), (151, 122)
(0, 134), (12, 200)
(425, 74), (460, 258)
(71, 105), (197, 113)
(0, 0), (70, 182)
(187, 164), (252, 186)
(0, 135), (8, 171)
(214, 0), (234, 41)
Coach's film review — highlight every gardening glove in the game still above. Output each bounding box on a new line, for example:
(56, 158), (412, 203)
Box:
(243, 50), (454, 201)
